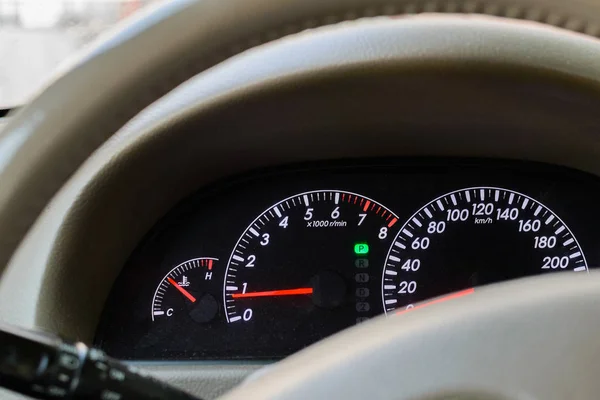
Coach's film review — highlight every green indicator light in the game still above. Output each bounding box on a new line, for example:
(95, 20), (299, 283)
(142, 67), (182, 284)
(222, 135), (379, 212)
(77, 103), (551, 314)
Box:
(354, 243), (369, 255)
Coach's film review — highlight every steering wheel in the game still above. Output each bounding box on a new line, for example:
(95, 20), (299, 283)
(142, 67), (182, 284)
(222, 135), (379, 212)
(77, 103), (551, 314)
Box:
(2, 0), (600, 399)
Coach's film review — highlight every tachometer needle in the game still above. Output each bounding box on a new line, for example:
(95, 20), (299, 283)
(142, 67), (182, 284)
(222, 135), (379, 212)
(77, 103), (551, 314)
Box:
(396, 288), (474, 315)
(167, 277), (197, 303)
(232, 288), (313, 299)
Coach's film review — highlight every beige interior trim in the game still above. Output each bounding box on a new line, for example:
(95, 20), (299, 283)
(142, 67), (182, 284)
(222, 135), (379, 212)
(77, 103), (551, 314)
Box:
(3, 0), (600, 275)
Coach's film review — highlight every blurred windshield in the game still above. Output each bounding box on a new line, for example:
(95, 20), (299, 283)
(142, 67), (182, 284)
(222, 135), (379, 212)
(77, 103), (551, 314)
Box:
(0, 0), (159, 109)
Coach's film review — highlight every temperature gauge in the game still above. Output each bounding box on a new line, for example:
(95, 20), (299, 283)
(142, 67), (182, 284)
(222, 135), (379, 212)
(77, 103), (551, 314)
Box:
(151, 257), (220, 324)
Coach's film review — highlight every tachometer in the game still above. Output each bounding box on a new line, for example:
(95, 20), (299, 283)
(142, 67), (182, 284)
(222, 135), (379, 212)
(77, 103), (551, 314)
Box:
(381, 187), (588, 314)
(224, 190), (399, 340)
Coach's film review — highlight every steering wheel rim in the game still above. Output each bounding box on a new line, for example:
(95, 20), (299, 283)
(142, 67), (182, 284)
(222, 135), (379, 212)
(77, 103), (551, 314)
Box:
(2, 0), (600, 399)
(221, 272), (600, 400)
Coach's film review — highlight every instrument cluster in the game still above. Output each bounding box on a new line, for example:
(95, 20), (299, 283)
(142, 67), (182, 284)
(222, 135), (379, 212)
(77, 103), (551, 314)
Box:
(95, 159), (600, 360)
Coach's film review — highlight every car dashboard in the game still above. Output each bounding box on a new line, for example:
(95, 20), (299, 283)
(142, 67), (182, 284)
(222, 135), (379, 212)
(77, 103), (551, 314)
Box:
(94, 158), (600, 361)
(4, 8), (600, 399)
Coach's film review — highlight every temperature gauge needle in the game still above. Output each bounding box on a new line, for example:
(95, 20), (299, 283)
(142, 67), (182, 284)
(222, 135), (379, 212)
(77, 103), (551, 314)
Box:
(232, 288), (313, 299)
(167, 277), (197, 303)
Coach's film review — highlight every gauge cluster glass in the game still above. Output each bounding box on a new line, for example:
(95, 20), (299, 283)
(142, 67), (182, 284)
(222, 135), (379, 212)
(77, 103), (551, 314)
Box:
(94, 159), (600, 360)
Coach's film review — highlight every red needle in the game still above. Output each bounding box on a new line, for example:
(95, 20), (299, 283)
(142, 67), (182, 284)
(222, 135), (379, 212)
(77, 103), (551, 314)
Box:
(167, 277), (196, 303)
(232, 288), (313, 299)
(396, 288), (474, 315)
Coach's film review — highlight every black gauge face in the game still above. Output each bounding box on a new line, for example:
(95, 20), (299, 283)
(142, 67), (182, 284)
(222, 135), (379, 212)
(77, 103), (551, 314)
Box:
(224, 190), (399, 345)
(95, 160), (600, 361)
(381, 187), (588, 313)
(152, 258), (221, 324)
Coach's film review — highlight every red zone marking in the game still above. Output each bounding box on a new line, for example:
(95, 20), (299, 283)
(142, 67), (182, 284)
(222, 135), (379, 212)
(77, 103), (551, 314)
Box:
(363, 200), (371, 212)
(355, 196), (396, 222)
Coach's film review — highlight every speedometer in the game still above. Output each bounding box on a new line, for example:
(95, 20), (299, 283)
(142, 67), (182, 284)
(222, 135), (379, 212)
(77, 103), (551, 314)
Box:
(382, 187), (588, 314)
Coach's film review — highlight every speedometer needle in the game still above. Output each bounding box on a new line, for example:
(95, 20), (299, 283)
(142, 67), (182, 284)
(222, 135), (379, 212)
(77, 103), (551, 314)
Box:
(232, 288), (313, 299)
(168, 277), (197, 303)
(396, 288), (474, 315)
